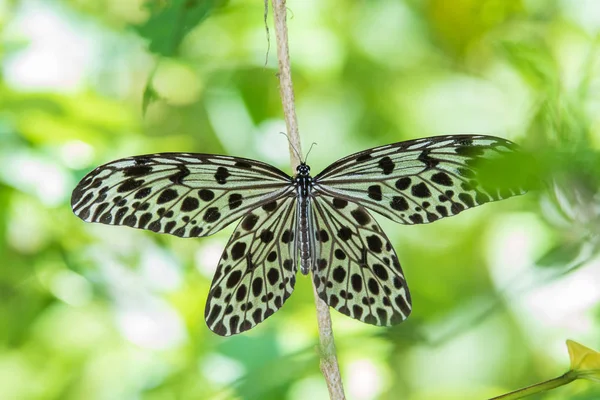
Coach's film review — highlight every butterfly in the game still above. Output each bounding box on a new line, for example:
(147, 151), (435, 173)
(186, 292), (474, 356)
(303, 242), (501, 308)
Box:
(71, 135), (526, 336)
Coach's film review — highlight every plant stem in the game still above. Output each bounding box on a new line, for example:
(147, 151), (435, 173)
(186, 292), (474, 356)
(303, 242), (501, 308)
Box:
(269, 1), (346, 398)
(270, 0), (301, 166)
(489, 372), (577, 400)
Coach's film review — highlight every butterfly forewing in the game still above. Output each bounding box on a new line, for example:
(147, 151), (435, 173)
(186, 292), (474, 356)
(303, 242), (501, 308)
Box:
(314, 135), (526, 225)
(311, 195), (411, 326)
(205, 196), (298, 336)
(71, 153), (293, 238)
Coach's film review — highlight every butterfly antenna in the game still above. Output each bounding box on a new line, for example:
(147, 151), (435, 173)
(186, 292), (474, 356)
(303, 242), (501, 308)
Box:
(279, 131), (303, 162)
(304, 142), (317, 164)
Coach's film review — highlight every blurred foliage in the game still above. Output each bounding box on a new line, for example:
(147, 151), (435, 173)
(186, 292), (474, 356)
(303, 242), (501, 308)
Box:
(2, 0), (600, 399)
(135, 0), (228, 57)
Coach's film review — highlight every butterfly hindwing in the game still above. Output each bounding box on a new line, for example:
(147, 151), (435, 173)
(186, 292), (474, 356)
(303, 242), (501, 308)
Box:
(314, 135), (526, 225)
(311, 195), (412, 326)
(71, 153), (293, 237)
(205, 196), (298, 336)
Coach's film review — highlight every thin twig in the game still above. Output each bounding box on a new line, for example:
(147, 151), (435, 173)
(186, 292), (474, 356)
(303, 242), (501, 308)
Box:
(269, 1), (346, 398)
(270, 0), (301, 166)
(488, 372), (576, 400)
(263, 0), (271, 66)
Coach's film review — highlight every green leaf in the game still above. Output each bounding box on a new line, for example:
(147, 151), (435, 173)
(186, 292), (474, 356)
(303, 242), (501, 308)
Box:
(497, 40), (558, 89)
(134, 0), (226, 57)
(142, 75), (161, 116)
(536, 241), (582, 268)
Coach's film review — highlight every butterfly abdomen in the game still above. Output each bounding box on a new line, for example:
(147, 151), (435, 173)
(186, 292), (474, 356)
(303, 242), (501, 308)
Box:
(297, 194), (312, 275)
(295, 171), (314, 275)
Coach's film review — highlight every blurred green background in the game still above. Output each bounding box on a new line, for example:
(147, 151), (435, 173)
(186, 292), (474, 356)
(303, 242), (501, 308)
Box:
(2, 0), (600, 399)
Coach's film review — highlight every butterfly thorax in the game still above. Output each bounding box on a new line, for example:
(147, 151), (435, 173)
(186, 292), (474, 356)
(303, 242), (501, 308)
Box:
(294, 163), (315, 275)
(294, 163), (313, 195)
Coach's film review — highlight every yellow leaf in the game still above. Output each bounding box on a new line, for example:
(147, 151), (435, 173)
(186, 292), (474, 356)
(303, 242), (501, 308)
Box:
(567, 339), (600, 382)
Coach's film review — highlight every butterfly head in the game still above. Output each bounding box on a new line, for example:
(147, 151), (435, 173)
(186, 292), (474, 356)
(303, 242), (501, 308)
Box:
(296, 163), (311, 177)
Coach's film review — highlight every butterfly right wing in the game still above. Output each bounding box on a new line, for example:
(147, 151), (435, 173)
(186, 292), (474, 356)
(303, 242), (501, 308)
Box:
(310, 194), (412, 326)
(314, 135), (527, 225)
(205, 196), (298, 336)
(71, 153), (294, 237)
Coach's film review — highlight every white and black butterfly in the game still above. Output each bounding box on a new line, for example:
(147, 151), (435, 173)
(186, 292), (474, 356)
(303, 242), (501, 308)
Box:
(71, 135), (526, 336)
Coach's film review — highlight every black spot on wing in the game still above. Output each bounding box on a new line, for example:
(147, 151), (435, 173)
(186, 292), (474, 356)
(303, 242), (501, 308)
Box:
(395, 177), (411, 190)
(411, 182), (431, 198)
(455, 137), (473, 146)
(260, 230), (274, 243)
(372, 264), (388, 280)
(181, 196), (199, 212)
(281, 229), (294, 244)
(356, 153), (372, 162)
(134, 156), (152, 165)
(332, 198), (348, 209)
(134, 187), (152, 199)
(214, 167), (230, 184)
(436, 205), (448, 217)
(203, 207), (221, 223)
(157, 189), (178, 204)
(169, 165), (190, 184)
(235, 161), (252, 169)
(337, 226), (352, 241)
(424, 212), (437, 222)
(316, 229), (330, 243)
(261, 201), (277, 212)
(334, 249), (346, 260)
(189, 226), (203, 236)
(123, 215), (137, 227)
(418, 150), (439, 169)
(409, 214), (423, 223)
(231, 242), (247, 260)
(390, 196), (408, 211)
(229, 194), (243, 210)
(458, 192), (475, 207)
(138, 212), (152, 228)
(124, 165), (153, 176)
(252, 277), (263, 296)
(199, 189), (215, 201)
(366, 235), (383, 253)
(368, 185), (382, 201)
(351, 274), (362, 292)
(267, 268), (279, 285)
(431, 172), (453, 186)
(367, 278), (379, 295)
(378, 156), (395, 175)
(350, 208), (371, 225)
(332, 266), (346, 283)
(117, 178), (144, 193)
(226, 270), (243, 288)
(148, 221), (161, 232)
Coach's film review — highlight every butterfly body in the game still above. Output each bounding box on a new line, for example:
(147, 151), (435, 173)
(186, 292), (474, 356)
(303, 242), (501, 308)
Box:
(72, 135), (526, 336)
(293, 163), (315, 275)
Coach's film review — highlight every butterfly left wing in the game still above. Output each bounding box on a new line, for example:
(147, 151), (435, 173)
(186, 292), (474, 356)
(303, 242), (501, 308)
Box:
(313, 135), (527, 225)
(205, 196), (298, 336)
(310, 195), (412, 326)
(71, 153), (294, 238)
